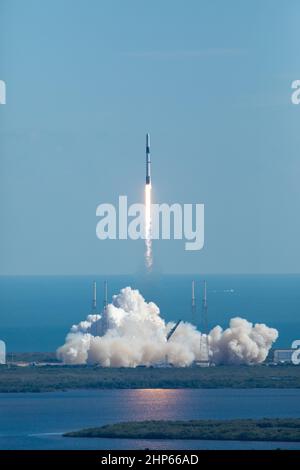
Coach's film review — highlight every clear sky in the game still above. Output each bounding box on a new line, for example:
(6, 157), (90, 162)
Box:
(0, 0), (300, 275)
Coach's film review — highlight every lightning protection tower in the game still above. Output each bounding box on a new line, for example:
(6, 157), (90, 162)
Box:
(199, 280), (210, 366)
(101, 280), (109, 336)
(191, 280), (196, 326)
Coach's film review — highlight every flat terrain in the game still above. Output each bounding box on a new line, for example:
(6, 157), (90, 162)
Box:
(64, 418), (300, 441)
(1, 364), (300, 392)
(8, 352), (59, 363)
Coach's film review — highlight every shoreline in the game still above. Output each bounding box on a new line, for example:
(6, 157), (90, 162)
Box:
(64, 418), (300, 442)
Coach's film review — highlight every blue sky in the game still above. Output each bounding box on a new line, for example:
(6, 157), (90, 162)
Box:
(0, 0), (300, 275)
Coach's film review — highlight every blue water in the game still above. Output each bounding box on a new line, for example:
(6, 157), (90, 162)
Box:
(1, 389), (300, 450)
(0, 274), (300, 351)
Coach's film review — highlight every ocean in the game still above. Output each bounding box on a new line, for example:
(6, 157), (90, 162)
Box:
(0, 274), (299, 352)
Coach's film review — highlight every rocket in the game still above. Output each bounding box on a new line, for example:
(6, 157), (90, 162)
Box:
(146, 133), (151, 185)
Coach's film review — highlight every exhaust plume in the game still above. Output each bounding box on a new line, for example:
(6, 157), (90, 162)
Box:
(57, 287), (278, 367)
(144, 184), (152, 271)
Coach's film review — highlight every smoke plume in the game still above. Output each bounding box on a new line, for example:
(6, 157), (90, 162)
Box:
(57, 287), (278, 367)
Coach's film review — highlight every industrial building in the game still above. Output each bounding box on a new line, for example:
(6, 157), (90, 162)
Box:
(273, 349), (294, 364)
(0, 340), (6, 365)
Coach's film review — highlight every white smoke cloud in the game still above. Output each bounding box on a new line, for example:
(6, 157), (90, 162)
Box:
(57, 287), (278, 367)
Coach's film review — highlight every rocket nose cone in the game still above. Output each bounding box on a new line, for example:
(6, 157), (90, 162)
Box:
(146, 133), (150, 147)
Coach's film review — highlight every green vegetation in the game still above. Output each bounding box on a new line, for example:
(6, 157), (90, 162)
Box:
(0, 364), (300, 392)
(64, 418), (300, 441)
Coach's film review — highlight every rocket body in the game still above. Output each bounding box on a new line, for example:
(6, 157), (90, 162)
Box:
(146, 133), (151, 185)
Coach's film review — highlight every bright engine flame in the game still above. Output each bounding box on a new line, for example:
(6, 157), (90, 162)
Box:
(145, 183), (152, 270)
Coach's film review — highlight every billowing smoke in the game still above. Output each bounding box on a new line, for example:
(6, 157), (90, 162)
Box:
(57, 287), (278, 367)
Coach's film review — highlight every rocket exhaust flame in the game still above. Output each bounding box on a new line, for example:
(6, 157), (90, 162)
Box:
(145, 183), (152, 270)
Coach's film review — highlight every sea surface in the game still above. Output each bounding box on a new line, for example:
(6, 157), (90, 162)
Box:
(0, 389), (300, 450)
(0, 274), (299, 351)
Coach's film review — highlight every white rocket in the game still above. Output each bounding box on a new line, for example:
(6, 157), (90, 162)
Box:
(146, 133), (151, 185)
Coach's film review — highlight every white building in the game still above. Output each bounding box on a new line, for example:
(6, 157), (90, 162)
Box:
(273, 349), (294, 364)
(0, 340), (6, 365)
